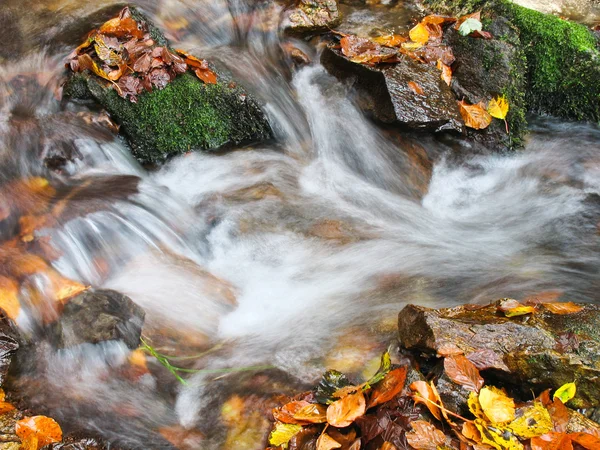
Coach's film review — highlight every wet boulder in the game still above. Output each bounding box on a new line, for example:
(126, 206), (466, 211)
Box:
(63, 8), (272, 165)
(398, 301), (600, 408)
(0, 316), (19, 386)
(50, 289), (144, 349)
(282, 0), (342, 35)
(321, 47), (463, 132)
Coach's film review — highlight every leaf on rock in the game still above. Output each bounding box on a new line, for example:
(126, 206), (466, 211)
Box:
(497, 298), (535, 317)
(488, 96), (509, 120)
(458, 18), (483, 36)
(548, 398), (570, 433)
(293, 403), (328, 424)
(471, 29), (493, 39)
(372, 35), (407, 47)
(543, 302), (583, 315)
(458, 100), (492, 129)
(479, 386), (515, 424)
(474, 419), (524, 450)
(530, 432), (573, 450)
(410, 381), (442, 421)
(443, 354), (484, 392)
(98, 16), (145, 39)
(508, 402), (553, 439)
(437, 60), (452, 86)
(16, 416), (63, 450)
(405, 420), (445, 450)
(408, 81), (424, 95)
(554, 383), (576, 404)
(326, 390), (366, 428)
(269, 423), (303, 446)
(316, 432), (342, 450)
(194, 68), (217, 84)
(47, 270), (88, 303)
(315, 370), (352, 404)
(368, 367), (407, 408)
(455, 11), (481, 30)
(569, 432), (600, 450)
(409, 23), (430, 45)
(421, 15), (457, 26)
(339, 35), (398, 65)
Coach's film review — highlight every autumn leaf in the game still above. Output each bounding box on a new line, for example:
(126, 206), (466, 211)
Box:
(405, 420), (445, 450)
(548, 398), (570, 432)
(468, 391), (485, 420)
(315, 370), (352, 404)
(367, 367), (407, 408)
(293, 403), (327, 424)
(408, 81), (424, 95)
(508, 402), (553, 439)
(455, 11), (482, 30)
(0, 276), (20, 321)
(410, 381), (443, 421)
(479, 386), (515, 424)
(497, 298), (536, 317)
(437, 60), (452, 86)
(458, 100), (492, 129)
(444, 354), (484, 392)
(569, 432), (600, 450)
(409, 23), (430, 45)
(316, 432), (342, 450)
(15, 416), (63, 450)
(269, 423), (302, 446)
(326, 390), (366, 428)
(530, 432), (573, 450)
(488, 96), (509, 119)
(273, 400), (311, 424)
(194, 68), (217, 84)
(421, 15), (457, 26)
(372, 35), (407, 47)
(543, 302), (583, 315)
(458, 18), (483, 36)
(474, 419), (524, 450)
(98, 16), (145, 39)
(554, 382), (576, 404)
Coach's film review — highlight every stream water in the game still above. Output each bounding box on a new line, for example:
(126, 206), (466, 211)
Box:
(0, 0), (599, 448)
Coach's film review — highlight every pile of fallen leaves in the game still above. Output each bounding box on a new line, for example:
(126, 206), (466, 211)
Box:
(266, 350), (600, 450)
(66, 7), (217, 102)
(331, 12), (509, 132)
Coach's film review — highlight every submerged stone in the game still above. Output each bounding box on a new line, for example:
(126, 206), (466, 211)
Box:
(321, 47), (463, 132)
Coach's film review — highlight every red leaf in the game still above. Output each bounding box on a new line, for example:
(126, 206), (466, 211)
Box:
(443, 355), (484, 392)
(531, 432), (573, 450)
(367, 367), (408, 408)
(410, 381), (442, 420)
(405, 420), (445, 450)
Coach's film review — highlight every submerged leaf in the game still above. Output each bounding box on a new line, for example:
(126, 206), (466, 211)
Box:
(554, 383), (576, 404)
(269, 423), (303, 446)
(0, 276), (20, 321)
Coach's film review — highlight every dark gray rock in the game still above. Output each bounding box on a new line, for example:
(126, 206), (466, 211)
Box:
(282, 0), (342, 35)
(0, 316), (19, 386)
(321, 47), (463, 132)
(51, 289), (144, 349)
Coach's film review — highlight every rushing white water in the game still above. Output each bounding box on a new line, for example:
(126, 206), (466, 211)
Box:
(0, 0), (599, 448)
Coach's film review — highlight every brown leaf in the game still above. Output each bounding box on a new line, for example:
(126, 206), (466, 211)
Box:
(117, 75), (143, 102)
(542, 302), (583, 315)
(368, 367), (408, 408)
(466, 349), (506, 371)
(316, 432), (341, 450)
(194, 68), (217, 84)
(326, 390), (366, 428)
(569, 432), (600, 450)
(408, 81), (424, 95)
(381, 443), (398, 450)
(133, 52), (152, 73)
(470, 30), (493, 39)
(523, 291), (563, 305)
(458, 100), (492, 130)
(444, 355), (484, 392)
(409, 381), (442, 421)
(293, 403), (327, 424)
(437, 60), (452, 86)
(339, 35), (398, 65)
(424, 23), (443, 41)
(16, 416), (63, 450)
(531, 432), (573, 450)
(98, 16), (145, 39)
(422, 15), (457, 26)
(148, 68), (171, 90)
(548, 399), (570, 433)
(454, 11), (481, 30)
(0, 276), (20, 321)
(405, 420), (445, 450)
(273, 401), (311, 424)
(414, 44), (455, 65)
(371, 35), (407, 47)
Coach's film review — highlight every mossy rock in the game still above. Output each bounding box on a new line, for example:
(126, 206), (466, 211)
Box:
(62, 9), (272, 164)
(422, 0), (600, 125)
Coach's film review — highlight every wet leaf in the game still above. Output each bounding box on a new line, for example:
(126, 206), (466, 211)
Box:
(468, 391), (485, 420)
(530, 432), (573, 450)
(408, 81), (424, 95)
(554, 383), (576, 404)
(316, 432), (341, 450)
(458, 100), (492, 130)
(0, 276), (20, 321)
(368, 367), (407, 408)
(293, 403), (327, 424)
(339, 35), (398, 65)
(98, 16), (145, 39)
(474, 419), (523, 450)
(505, 305), (536, 317)
(77, 54), (113, 82)
(548, 398), (569, 432)
(16, 416), (63, 449)
(444, 354), (484, 392)
(405, 420), (445, 450)
(471, 29), (493, 39)
(569, 432), (600, 450)
(381, 442), (398, 450)
(488, 96), (509, 120)
(372, 35), (407, 47)
(479, 386), (515, 424)
(326, 390), (366, 428)
(315, 370), (352, 404)
(273, 401), (312, 424)
(409, 23), (430, 45)
(365, 351), (391, 387)
(437, 60), (452, 86)
(269, 423), (303, 446)
(543, 302), (583, 315)
(455, 11), (481, 30)
(508, 402), (553, 439)
(421, 15), (457, 26)
(410, 381), (442, 421)
(462, 421), (481, 441)
(194, 68), (217, 84)
(47, 270), (88, 303)
(458, 18), (483, 36)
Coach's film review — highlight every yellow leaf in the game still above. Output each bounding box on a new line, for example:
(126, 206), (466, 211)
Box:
(401, 42), (424, 51)
(16, 416), (62, 450)
(488, 96), (509, 120)
(269, 422), (302, 446)
(504, 305), (536, 317)
(468, 391), (485, 420)
(409, 23), (430, 45)
(479, 386), (515, 424)
(553, 382), (576, 404)
(508, 402), (553, 439)
(458, 100), (492, 130)
(474, 419), (524, 450)
(0, 276), (20, 321)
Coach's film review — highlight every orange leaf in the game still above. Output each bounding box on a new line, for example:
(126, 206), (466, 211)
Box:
(458, 100), (492, 130)
(316, 432), (341, 450)
(368, 367), (408, 408)
(410, 381), (442, 420)
(405, 420), (445, 450)
(542, 302), (583, 315)
(531, 432), (573, 450)
(381, 442), (399, 450)
(548, 398), (570, 433)
(424, 23), (443, 41)
(444, 355), (484, 392)
(437, 60), (452, 86)
(408, 81), (424, 95)
(409, 23), (430, 45)
(421, 15), (457, 26)
(194, 68), (217, 84)
(273, 400), (311, 424)
(98, 17), (145, 39)
(293, 403), (327, 424)
(326, 390), (366, 428)
(371, 35), (407, 47)
(46, 270), (88, 303)
(569, 432), (600, 450)
(462, 422), (481, 441)
(0, 276), (20, 321)
(16, 416), (63, 450)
